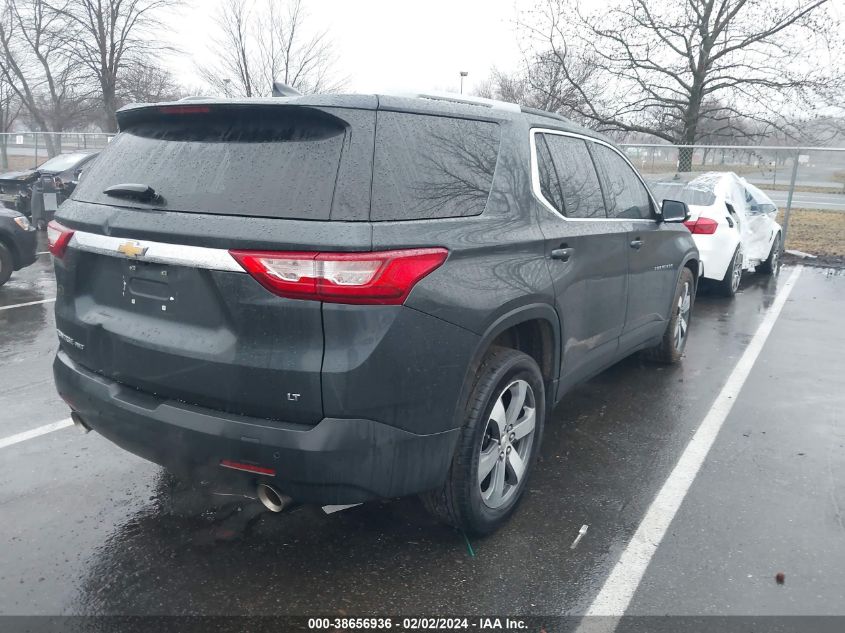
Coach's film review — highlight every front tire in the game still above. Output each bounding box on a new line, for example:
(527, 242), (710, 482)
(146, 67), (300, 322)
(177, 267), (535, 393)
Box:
(645, 267), (695, 364)
(422, 347), (545, 535)
(0, 242), (13, 287)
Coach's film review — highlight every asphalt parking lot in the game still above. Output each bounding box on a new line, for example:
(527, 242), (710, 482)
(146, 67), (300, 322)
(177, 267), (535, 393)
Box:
(1, 240), (843, 624)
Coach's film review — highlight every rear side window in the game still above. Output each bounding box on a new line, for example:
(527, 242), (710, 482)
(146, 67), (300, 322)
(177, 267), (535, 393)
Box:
(650, 181), (716, 207)
(590, 144), (653, 220)
(371, 112), (500, 221)
(536, 135), (566, 214)
(73, 107), (347, 220)
(541, 134), (605, 219)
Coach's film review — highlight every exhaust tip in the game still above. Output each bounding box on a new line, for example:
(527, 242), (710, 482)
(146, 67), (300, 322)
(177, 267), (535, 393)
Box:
(70, 412), (91, 434)
(256, 483), (292, 513)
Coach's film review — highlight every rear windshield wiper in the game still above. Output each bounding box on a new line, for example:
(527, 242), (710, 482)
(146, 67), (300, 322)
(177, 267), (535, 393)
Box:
(103, 183), (162, 203)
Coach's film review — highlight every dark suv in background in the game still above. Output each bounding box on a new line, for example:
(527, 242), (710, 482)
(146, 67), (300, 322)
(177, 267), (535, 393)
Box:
(0, 207), (37, 287)
(50, 94), (698, 534)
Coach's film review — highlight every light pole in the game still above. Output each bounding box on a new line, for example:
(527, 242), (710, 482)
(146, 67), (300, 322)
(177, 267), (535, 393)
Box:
(459, 71), (468, 94)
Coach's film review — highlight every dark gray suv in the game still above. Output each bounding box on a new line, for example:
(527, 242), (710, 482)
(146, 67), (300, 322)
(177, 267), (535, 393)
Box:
(50, 94), (698, 534)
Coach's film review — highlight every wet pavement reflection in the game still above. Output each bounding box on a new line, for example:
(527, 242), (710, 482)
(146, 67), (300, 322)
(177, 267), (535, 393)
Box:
(2, 261), (842, 617)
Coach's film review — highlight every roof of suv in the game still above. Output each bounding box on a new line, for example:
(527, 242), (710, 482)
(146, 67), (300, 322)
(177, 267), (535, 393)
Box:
(116, 93), (610, 142)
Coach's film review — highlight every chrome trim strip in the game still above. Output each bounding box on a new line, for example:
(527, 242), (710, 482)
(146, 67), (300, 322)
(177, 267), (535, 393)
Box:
(529, 127), (659, 223)
(69, 231), (244, 272)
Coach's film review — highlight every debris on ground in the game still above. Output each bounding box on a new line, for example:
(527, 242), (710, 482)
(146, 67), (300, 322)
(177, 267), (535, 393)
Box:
(570, 525), (589, 549)
(785, 249), (818, 259)
(322, 504), (362, 514)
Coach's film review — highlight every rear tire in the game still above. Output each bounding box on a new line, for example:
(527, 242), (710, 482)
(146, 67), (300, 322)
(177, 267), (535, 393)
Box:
(644, 267), (694, 364)
(0, 243), (13, 287)
(421, 347), (545, 535)
(758, 233), (781, 276)
(717, 245), (743, 297)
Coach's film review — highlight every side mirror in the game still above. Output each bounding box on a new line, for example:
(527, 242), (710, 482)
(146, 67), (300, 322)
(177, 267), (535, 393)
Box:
(661, 199), (689, 223)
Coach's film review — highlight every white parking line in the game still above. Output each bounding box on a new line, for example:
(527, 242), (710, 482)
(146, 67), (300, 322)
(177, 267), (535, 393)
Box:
(0, 418), (73, 450)
(583, 266), (802, 619)
(37, 251), (51, 256)
(0, 297), (56, 311)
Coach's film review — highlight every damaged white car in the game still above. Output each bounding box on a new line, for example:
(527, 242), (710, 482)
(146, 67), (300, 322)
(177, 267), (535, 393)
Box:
(650, 172), (782, 297)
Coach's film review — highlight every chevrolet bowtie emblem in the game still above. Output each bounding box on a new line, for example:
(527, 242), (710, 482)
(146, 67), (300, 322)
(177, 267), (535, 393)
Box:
(117, 241), (148, 258)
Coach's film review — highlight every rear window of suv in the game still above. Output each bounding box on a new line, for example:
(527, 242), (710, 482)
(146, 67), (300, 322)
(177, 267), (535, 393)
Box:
(72, 107), (347, 220)
(371, 112), (501, 221)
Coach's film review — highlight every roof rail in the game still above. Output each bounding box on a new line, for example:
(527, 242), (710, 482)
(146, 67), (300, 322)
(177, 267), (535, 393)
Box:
(388, 90), (521, 113)
(521, 106), (570, 123)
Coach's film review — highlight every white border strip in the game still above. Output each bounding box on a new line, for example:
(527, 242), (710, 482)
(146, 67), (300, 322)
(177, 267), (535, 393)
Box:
(0, 418), (73, 450)
(584, 265), (803, 618)
(0, 297), (56, 312)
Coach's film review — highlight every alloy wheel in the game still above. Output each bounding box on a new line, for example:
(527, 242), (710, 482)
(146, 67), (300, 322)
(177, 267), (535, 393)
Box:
(771, 238), (780, 273)
(731, 249), (743, 292)
(674, 281), (691, 351)
(478, 379), (536, 509)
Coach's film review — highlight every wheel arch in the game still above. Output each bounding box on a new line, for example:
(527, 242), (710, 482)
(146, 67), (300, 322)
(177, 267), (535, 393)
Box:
(681, 254), (700, 291)
(451, 303), (561, 430)
(664, 255), (700, 320)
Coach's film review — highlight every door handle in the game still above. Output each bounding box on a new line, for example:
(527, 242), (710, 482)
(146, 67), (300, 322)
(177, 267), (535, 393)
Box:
(550, 247), (574, 262)
(629, 239), (643, 250)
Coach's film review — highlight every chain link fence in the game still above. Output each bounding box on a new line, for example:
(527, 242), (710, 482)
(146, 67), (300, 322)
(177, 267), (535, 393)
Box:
(0, 132), (115, 172)
(622, 144), (845, 262)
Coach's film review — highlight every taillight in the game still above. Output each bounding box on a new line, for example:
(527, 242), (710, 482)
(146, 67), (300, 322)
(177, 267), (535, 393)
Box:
(158, 105), (210, 115)
(46, 220), (74, 258)
(683, 217), (718, 235)
(230, 248), (449, 305)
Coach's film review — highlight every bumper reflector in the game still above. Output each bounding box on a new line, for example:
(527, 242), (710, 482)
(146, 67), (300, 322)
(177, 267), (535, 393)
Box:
(219, 459), (276, 476)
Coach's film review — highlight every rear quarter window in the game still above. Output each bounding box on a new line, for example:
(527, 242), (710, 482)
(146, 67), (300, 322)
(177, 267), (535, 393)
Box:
(370, 112), (500, 221)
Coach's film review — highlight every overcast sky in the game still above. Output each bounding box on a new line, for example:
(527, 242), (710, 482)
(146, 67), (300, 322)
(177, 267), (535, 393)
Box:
(166, 0), (845, 101)
(167, 0), (527, 95)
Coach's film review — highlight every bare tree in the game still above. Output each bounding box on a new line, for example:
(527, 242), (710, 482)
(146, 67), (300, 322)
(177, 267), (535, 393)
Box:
(50, 0), (179, 132)
(0, 0), (91, 156)
(0, 73), (22, 167)
(475, 69), (531, 106)
(117, 59), (183, 106)
(198, 0), (345, 98)
(476, 53), (597, 122)
(520, 0), (844, 170)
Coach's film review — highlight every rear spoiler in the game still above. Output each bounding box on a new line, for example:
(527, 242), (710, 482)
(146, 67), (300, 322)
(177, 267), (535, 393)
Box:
(115, 101), (351, 133)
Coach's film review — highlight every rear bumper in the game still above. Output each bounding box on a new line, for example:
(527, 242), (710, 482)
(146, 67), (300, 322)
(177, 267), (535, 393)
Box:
(54, 351), (460, 504)
(693, 233), (736, 282)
